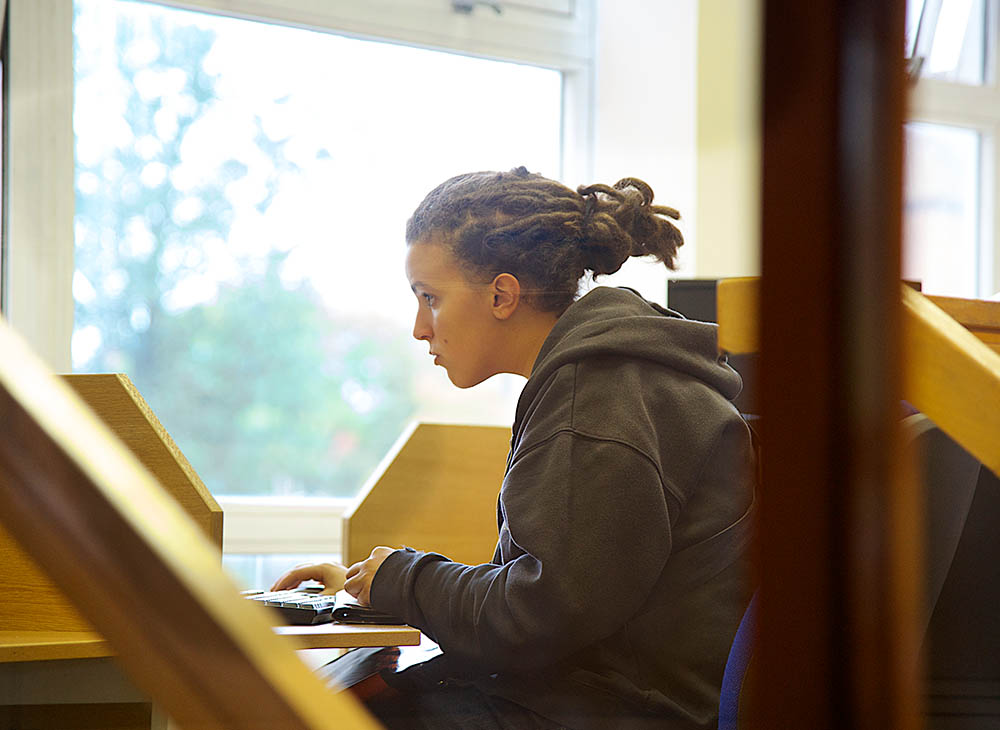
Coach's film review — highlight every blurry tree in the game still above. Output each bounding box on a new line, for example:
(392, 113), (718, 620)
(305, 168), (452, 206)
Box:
(73, 7), (418, 496)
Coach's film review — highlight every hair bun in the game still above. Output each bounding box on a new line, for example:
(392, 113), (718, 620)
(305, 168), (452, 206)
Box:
(576, 178), (683, 273)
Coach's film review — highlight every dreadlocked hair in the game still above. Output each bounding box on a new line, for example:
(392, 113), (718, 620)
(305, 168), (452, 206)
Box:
(405, 167), (684, 313)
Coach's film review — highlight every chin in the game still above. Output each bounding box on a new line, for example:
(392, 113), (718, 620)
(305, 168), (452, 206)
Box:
(446, 369), (491, 389)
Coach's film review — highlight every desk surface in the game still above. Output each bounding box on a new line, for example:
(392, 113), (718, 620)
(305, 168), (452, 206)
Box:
(0, 622), (421, 663)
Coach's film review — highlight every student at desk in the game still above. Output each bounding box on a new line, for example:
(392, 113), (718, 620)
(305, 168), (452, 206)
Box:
(273, 167), (756, 730)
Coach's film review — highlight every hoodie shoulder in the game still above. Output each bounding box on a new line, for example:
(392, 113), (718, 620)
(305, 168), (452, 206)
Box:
(526, 287), (742, 402)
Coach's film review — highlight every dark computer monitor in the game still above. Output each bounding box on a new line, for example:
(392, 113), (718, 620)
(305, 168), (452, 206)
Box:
(667, 279), (759, 416)
(667, 279), (720, 322)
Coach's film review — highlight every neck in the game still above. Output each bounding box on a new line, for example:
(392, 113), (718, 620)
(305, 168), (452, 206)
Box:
(506, 308), (560, 379)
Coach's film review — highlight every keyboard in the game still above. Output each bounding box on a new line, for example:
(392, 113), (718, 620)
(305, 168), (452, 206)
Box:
(242, 587), (406, 626)
(242, 587), (340, 625)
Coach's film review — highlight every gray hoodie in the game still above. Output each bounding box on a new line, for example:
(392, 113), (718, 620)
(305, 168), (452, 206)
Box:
(371, 286), (756, 729)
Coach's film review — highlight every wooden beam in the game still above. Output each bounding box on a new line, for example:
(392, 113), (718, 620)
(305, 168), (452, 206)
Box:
(926, 294), (1000, 356)
(903, 287), (1000, 477)
(758, 1), (920, 727)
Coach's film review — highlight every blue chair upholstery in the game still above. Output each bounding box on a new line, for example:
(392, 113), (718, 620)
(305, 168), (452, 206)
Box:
(718, 590), (758, 730)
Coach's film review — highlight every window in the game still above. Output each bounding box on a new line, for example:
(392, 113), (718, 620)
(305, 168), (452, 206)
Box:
(903, 122), (982, 295)
(12, 0), (696, 589)
(70, 0), (572, 586)
(905, 0), (999, 298)
(907, 0), (988, 85)
(73, 0), (561, 501)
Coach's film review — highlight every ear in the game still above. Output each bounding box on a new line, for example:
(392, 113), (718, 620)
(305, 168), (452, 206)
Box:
(490, 273), (521, 321)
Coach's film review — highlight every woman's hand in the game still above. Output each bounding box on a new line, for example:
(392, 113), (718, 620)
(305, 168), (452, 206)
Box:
(344, 546), (395, 606)
(270, 562), (347, 595)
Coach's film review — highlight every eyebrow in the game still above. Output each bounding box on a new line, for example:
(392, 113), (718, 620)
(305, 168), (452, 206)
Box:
(409, 280), (428, 293)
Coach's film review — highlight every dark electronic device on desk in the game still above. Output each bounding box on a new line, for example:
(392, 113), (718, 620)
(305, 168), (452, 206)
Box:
(243, 587), (405, 626)
(667, 278), (758, 416)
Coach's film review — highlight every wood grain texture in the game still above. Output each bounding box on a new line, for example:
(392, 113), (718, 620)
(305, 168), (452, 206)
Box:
(0, 320), (377, 730)
(343, 422), (511, 566)
(903, 287), (1000, 477)
(62, 373), (223, 547)
(927, 294), (1000, 356)
(0, 631), (111, 663)
(0, 374), (223, 633)
(274, 623), (421, 650)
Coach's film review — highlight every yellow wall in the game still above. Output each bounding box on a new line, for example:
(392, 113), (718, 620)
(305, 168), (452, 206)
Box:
(695, 0), (762, 278)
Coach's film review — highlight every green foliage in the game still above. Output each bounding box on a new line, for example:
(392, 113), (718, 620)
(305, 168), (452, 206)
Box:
(146, 254), (417, 495)
(74, 6), (418, 496)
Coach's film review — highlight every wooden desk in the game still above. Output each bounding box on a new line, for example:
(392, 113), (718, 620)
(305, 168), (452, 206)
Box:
(276, 622), (420, 650)
(0, 622), (420, 663)
(0, 622), (419, 729)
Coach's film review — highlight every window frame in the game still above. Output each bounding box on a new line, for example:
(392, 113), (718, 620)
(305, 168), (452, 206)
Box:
(907, 0), (1000, 297)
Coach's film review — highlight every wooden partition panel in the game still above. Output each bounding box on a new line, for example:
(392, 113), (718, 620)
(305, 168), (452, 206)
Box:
(62, 373), (223, 546)
(0, 374), (222, 634)
(716, 277), (761, 355)
(0, 320), (377, 730)
(343, 423), (511, 567)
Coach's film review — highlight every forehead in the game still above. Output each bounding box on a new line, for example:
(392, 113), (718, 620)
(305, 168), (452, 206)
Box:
(405, 242), (467, 286)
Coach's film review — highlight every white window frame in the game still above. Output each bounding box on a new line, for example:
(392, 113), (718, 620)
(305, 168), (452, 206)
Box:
(218, 495), (350, 556)
(5, 0), (595, 557)
(907, 0), (1000, 298)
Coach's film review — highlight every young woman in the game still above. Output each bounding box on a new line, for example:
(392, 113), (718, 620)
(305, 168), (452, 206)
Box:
(273, 167), (756, 729)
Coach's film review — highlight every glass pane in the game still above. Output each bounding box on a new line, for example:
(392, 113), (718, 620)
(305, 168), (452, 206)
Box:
(73, 0), (561, 497)
(908, 0), (987, 85)
(906, 0), (927, 60)
(903, 122), (981, 297)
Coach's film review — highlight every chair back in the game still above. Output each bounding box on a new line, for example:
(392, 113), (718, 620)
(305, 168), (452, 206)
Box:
(905, 414), (1000, 727)
(718, 590), (758, 730)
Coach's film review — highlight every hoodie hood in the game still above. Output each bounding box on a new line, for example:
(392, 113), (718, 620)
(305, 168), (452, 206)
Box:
(517, 287), (743, 427)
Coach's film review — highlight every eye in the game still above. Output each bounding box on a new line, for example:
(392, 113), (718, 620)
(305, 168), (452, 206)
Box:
(421, 292), (436, 307)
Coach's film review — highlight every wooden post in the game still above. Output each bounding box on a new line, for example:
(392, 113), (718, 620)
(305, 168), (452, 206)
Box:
(757, 1), (921, 727)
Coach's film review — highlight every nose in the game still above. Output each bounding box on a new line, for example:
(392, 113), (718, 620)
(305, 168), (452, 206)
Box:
(412, 305), (432, 342)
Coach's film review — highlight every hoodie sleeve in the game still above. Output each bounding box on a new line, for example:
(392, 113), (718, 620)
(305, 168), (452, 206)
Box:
(369, 430), (674, 673)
